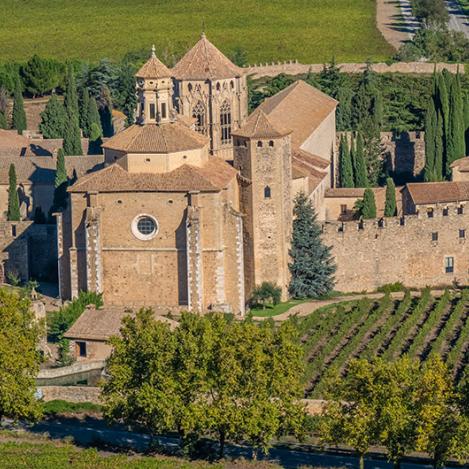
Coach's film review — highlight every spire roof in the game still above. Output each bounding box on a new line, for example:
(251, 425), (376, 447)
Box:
(232, 108), (291, 139)
(135, 46), (172, 79)
(172, 33), (244, 80)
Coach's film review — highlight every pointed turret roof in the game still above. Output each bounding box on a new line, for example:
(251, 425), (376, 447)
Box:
(135, 45), (172, 79)
(232, 108), (291, 139)
(172, 33), (244, 80)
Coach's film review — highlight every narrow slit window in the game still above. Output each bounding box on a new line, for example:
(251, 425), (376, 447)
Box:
(264, 186), (271, 198)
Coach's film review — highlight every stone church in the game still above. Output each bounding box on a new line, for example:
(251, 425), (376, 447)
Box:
(57, 34), (337, 315)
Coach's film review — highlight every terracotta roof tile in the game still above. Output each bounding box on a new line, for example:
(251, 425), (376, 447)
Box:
(172, 33), (244, 80)
(0, 155), (104, 185)
(233, 108), (291, 139)
(292, 147), (329, 170)
(257, 80), (337, 147)
(64, 307), (178, 341)
(102, 121), (208, 154)
(69, 157), (236, 193)
(135, 48), (171, 78)
(406, 181), (469, 205)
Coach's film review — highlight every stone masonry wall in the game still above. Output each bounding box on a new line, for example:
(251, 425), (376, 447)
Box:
(323, 209), (469, 292)
(246, 62), (463, 79)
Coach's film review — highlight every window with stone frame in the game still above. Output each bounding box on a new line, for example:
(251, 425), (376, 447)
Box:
(192, 101), (207, 134)
(220, 100), (232, 145)
(445, 256), (454, 273)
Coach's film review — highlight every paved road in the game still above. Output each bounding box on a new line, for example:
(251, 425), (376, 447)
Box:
(27, 418), (438, 469)
(398, 0), (469, 38)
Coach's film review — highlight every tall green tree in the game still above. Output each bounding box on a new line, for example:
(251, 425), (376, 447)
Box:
(414, 356), (469, 469)
(434, 111), (444, 180)
(51, 148), (68, 213)
(354, 132), (369, 187)
(102, 311), (306, 457)
(0, 111), (7, 129)
(446, 77), (465, 175)
(0, 288), (43, 422)
(411, 0), (449, 29)
(63, 64), (83, 155)
(79, 87), (91, 137)
(115, 63), (137, 126)
(12, 78), (26, 134)
(20, 55), (63, 97)
(88, 122), (103, 155)
(424, 99), (437, 181)
(289, 192), (336, 298)
(338, 135), (354, 188)
(7, 163), (20, 221)
(361, 188), (377, 219)
(39, 94), (66, 139)
(464, 95), (469, 156)
(99, 85), (114, 137)
(384, 177), (397, 217)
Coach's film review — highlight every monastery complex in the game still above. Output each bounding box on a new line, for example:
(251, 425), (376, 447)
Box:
(2, 35), (469, 323)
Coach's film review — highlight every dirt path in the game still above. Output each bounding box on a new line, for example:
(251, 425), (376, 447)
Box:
(255, 290), (445, 322)
(376, 0), (414, 50)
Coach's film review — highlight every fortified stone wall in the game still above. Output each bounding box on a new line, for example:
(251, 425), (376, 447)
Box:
(323, 209), (469, 292)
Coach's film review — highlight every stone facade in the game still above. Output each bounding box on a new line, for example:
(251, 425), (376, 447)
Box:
(324, 208), (469, 292)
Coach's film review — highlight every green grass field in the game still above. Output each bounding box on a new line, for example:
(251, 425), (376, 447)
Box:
(0, 0), (394, 63)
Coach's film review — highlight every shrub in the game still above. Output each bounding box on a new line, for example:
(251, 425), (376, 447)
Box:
(250, 282), (282, 308)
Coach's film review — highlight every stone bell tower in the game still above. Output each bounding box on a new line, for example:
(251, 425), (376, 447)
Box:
(135, 45), (174, 124)
(172, 33), (248, 161)
(233, 108), (293, 300)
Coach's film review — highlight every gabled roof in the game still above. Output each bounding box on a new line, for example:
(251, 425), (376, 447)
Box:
(406, 181), (469, 205)
(69, 157), (237, 194)
(233, 108), (291, 139)
(172, 33), (244, 80)
(102, 121), (208, 154)
(292, 147), (329, 170)
(135, 46), (172, 79)
(64, 307), (178, 341)
(0, 155), (104, 185)
(257, 80), (337, 147)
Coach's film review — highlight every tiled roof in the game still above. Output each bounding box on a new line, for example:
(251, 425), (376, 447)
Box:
(172, 33), (244, 80)
(257, 80), (337, 147)
(325, 188), (368, 198)
(0, 155), (104, 185)
(135, 47), (171, 78)
(64, 307), (178, 341)
(102, 121), (208, 153)
(451, 156), (469, 172)
(69, 157), (237, 193)
(406, 181), (469, 205)
(292, 147), (329, 170)
(233, 108), (291, 139)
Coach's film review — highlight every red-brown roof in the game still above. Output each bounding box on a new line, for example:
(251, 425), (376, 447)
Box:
(69, 157), (237, 194)
(102, 121), (208, 154)
(233, 108), (291, 139)
(172, 33), (244, 80)
(135, 47), (172, 79)
(257, 80), (337, 147)
(406, 181), (469, 205)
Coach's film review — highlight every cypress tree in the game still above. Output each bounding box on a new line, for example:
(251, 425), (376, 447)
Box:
(88, 97), (102, 135)
(455, 75), (466, 160)
(63, 64), (82, 155)
(12, 78), (26, 134)
(52, 148), (68, 212)
(289, 192), (336, 298)
(446, 78), (465, 176)
(354, 132), (369, 187)
(88, 122), (103, 155)
(99, 85), (114, 138)
(384, 177), (397, 217)
(424, 99), (437, 182)
(39, 94), (66, 138)
(361, 188), (376, 219)
(79, 87), (91, 138)
(7, 163), (20, 221)
(0, 111), (7, 129)
(464, 96), (469, 156)
(339, 135), (354, 188)
(434, 111), (444, 181)
(350, 133), (356, 184)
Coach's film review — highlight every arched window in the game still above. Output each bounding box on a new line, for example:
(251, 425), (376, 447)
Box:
(220, 100), (232, 145)
(188, 83), (193, 92)
(216, 82), (221, 91)
(230, 80), (234, 89)
(257, 141), (263, 148)
(264, 186), (271, 198)
(192, 101), (207, 135)
(269, 140), (274, 147)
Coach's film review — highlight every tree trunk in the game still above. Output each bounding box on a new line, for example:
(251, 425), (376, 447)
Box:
(218, 430), (225, 459)
(359, 453), (365, 469)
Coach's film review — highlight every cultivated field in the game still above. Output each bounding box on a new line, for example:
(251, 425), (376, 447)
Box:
(299, 289), (469, 397)
(0, 0), (394, 63)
